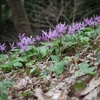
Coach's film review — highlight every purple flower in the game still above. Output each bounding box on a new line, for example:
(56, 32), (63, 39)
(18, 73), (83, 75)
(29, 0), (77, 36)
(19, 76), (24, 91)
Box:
(42, 30), (48, 38)
(52, 30), (58, 38)
(20, 44), (28, 51)
(36, 35), (41, 41)
(9, 42), (16, 49)
(18, 33), (25, 40)
(21, 37), (29, 45)
(17, 42), (28, 51)
(28, 36), (35, 44)
(0, 43), (6, 52)
(73, 22), (82, 31)
(41, 33), (49, 41)
(55, 22), (67, 34)
(20, 36), (35, 45)
(67, 25), (75, 35)
(17, 35), (35, 51)
(42, 28), (58, 40)
(17, 42), (22, 47)
(93, 15), (100, 24)
(40, 15), (100, 39)
(81, 22), (86, 29)
(84, 17), (95, 27)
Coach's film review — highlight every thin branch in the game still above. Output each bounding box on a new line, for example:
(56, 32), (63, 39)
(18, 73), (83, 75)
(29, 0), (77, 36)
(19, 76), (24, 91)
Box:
(45, 16), (55, 29)
(72, 0), (76, 22)
(56, 0), (64, 23)
(53, 5), (71, 23)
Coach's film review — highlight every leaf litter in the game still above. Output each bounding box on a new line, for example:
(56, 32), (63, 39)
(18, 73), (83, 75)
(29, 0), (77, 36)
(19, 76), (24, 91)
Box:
(0, 34), (100, 100)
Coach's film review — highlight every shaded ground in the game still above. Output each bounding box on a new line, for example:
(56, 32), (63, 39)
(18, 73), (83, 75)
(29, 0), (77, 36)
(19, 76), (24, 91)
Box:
(0, 35), (100, 100)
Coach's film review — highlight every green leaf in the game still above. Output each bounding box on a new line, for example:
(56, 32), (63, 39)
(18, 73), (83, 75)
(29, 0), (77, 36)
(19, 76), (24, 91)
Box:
(0, 93), (8, 100)
(1, 87), (9, 94)
(64, 56), (71, 65)
(76, 62), (95, 75)
(50, 55), (60, 63)
(25, 62), (32, 67)
(63, 34), (73, 42)
(13, 57), (27, 62)
(13, 62), (23, 67)
(30, 66), (40, 76)
(79, 62), (89, 70)
(0, 63), (12, 73)
(82, 28), (92, 32)
(79, 36), (89, 44)
(64, 42), (77, 48)
(38, 46), (48, 57)
(3, 80), (12, 86)
(25, 60), (36, 67)
(75, 71), (81, 76)
(0, 80), (12, 100)
(49, 61), (65, 76)
(41, 41), (54, 46)
(18, 91), (33, 97)
(0, 54), (8, 63)
(25, 54), (34, 59)
(84, 67), (95, 74)
(38, 74), (47, 79)
(74, 80), (85, 90)
(96, 51), (100, 63)
(55, 62), (64, 75)
(64, 56), (71, 61)
(0, 82), (4, 89)
(27, 45), (36, 51)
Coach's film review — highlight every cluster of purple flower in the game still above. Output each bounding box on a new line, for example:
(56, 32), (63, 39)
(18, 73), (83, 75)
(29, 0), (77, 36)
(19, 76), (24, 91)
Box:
(17, 33), (35, 50)
(0, 43), (6, 52)
(0, 15), (100, 52)
(41, 15), (100, 38)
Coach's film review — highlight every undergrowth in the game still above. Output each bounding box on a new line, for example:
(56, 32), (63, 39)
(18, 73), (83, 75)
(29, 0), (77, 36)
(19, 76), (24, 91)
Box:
(0, 16), (100, 99)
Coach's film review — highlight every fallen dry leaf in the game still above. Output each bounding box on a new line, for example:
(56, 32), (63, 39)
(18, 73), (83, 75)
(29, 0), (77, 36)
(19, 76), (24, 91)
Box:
(80, 77), (100, 96)
(13, 76), (31, 90)
(83, 86), (100, 100)
(58, 89), (68, 100)
(45, 89), (62, 100)
(34, 88), (46, 100)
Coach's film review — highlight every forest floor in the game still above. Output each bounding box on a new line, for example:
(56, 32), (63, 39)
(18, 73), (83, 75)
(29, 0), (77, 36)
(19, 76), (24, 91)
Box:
(0, 34), (100, 100)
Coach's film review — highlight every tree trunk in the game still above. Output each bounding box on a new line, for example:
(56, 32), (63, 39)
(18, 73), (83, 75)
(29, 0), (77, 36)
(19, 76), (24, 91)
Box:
(8, 0), (32, 36)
